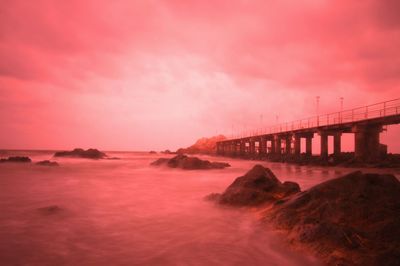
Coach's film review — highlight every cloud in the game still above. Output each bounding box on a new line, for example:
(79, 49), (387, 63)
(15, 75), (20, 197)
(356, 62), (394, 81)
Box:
(0, 0), (399, 150)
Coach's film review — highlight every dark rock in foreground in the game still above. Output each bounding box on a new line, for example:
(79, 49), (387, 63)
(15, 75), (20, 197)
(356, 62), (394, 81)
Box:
(36, 160), (59, 167)
(266, 171), (400, 265)
(210, 164), (300, 206)
(151, 154), (230, 170)
(0, 156), (32, 163)
(54, 148), (107, 159)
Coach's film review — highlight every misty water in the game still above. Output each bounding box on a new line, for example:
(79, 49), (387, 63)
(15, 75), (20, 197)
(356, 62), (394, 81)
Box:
(1, 151), (399, 266)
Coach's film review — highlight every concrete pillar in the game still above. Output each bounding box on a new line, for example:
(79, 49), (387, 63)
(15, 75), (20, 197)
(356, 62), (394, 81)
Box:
(274, 135), (281, 155)
(320, 132), (328, 159)
(249, 140), (256, 156)
(294, 135), (301, 156)
(354, 125), (382, 162)
(270, 139), (275, 154)
(285, 136), (291, 154)
(306, 136), (312, 156)
(259, 137), (266, 156)
(333, 133), (342, 157)
(240, 140), (245, 156)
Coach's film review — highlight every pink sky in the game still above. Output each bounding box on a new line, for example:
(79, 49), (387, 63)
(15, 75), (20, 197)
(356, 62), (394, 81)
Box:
(0, 0), (399, 151)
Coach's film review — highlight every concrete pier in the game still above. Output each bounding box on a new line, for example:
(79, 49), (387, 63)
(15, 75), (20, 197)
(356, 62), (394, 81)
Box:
(217, 98), (400, 163)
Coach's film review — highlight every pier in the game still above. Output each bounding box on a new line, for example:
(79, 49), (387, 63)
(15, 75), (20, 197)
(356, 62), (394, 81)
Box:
(216, 98), (400, 162)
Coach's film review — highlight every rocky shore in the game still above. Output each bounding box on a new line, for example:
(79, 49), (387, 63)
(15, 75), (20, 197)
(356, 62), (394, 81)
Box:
(208, 165), (400, 265)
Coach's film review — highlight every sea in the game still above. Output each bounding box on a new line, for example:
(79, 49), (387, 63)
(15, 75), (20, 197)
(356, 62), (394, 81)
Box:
(1, 150), (399, 266)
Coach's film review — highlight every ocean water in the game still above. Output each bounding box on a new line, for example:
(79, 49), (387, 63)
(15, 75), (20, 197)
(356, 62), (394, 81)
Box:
(1, 150), (399, 266)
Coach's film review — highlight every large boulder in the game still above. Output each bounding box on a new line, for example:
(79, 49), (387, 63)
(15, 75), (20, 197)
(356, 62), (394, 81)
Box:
(151, 154), (230, 170)
(0, 156), (32, 163)
(266, 171), (400, 265)
(54, 148), (107, 159)
(216, 165), (300, 206)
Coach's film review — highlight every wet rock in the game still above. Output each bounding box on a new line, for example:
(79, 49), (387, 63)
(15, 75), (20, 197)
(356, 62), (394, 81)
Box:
(150, 154), (230, 170)
(266, 171), (400, 265)
(150, 158), (169, 166)
(0, 156), (32, 163)
(217, 164), (300, 206)
(54, 148), (107, 159)
(36, 160), (59, 166)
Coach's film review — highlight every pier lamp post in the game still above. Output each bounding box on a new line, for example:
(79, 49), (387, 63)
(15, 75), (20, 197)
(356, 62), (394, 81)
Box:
(316, 96), (320, 126)
(340, 97), (344, 123)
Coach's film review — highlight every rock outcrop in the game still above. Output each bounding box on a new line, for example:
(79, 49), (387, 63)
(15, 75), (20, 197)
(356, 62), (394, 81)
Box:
(0, 156), (32, 163)
(210, 164), (300, 206)
(177, 135), (227, 155)
(54, 148), (107, 159)
(265, 171), (400, 265)
(36, 160), (59, 166)
(151, 154), (230, 170)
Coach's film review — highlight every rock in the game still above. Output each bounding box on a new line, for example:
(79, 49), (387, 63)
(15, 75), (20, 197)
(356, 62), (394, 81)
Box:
(150, 154), (230, 170)
(36, 160), (59, 166)
(37, 205), (62, 215)
(266, 171), (400, 265)
(217, 164), (300, 206)
(149, 151), (157, 154)
(0, 156), (32, 163)
(150, 158), (169, 166)
(176, 135), (227, 155)
(54, 148), (107, 159)
(161, 149), (176, 154)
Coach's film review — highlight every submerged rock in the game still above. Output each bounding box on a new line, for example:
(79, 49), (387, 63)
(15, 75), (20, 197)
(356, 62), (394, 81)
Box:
(37, 205), (62, 215)
(266, 171), (400, 265)
(36, 160), (59, 167)
(0, 156), (32, 163)
(215, 165), (300, 206)
(54, 148), (107, 159)
(151, 154), (230, 170)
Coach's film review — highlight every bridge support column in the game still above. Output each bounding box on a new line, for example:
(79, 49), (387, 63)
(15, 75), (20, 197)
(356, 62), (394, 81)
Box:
(274, 135), (281, 155)
(259, 137), (266, 156)
(306, 136), (312, 156)
(333, 133), (342, 157)
(240, 140), (245, 157)
(270, 139), (275, 154)
(354, 125), (382, 162)
(320, 132), (328, 159)
(249, 140), (256, 156)
(285, 136), (291, 154)
(294, 135), (301, 156)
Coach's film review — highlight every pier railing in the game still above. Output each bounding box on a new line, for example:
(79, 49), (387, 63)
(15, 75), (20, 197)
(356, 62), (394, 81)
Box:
(229, 98), (400, 139)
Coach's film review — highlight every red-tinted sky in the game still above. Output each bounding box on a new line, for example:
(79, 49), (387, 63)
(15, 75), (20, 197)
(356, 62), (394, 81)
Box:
(0, 0), (399, 151)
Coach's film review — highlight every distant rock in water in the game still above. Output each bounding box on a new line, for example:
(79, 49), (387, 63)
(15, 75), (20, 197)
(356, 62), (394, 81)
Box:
(161, 149), (176, 154)
(265, 171), (400, 265)
(54, 148), (107, 159)
(149, 151), (157, 154)
(209, 165), (300, 206)
(0, 156), (32, 163)
(36, 160), (59, 167)
(176, 135), (226, 155)
(151, 154), (230, 170)
(37, 205), (62, 215)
